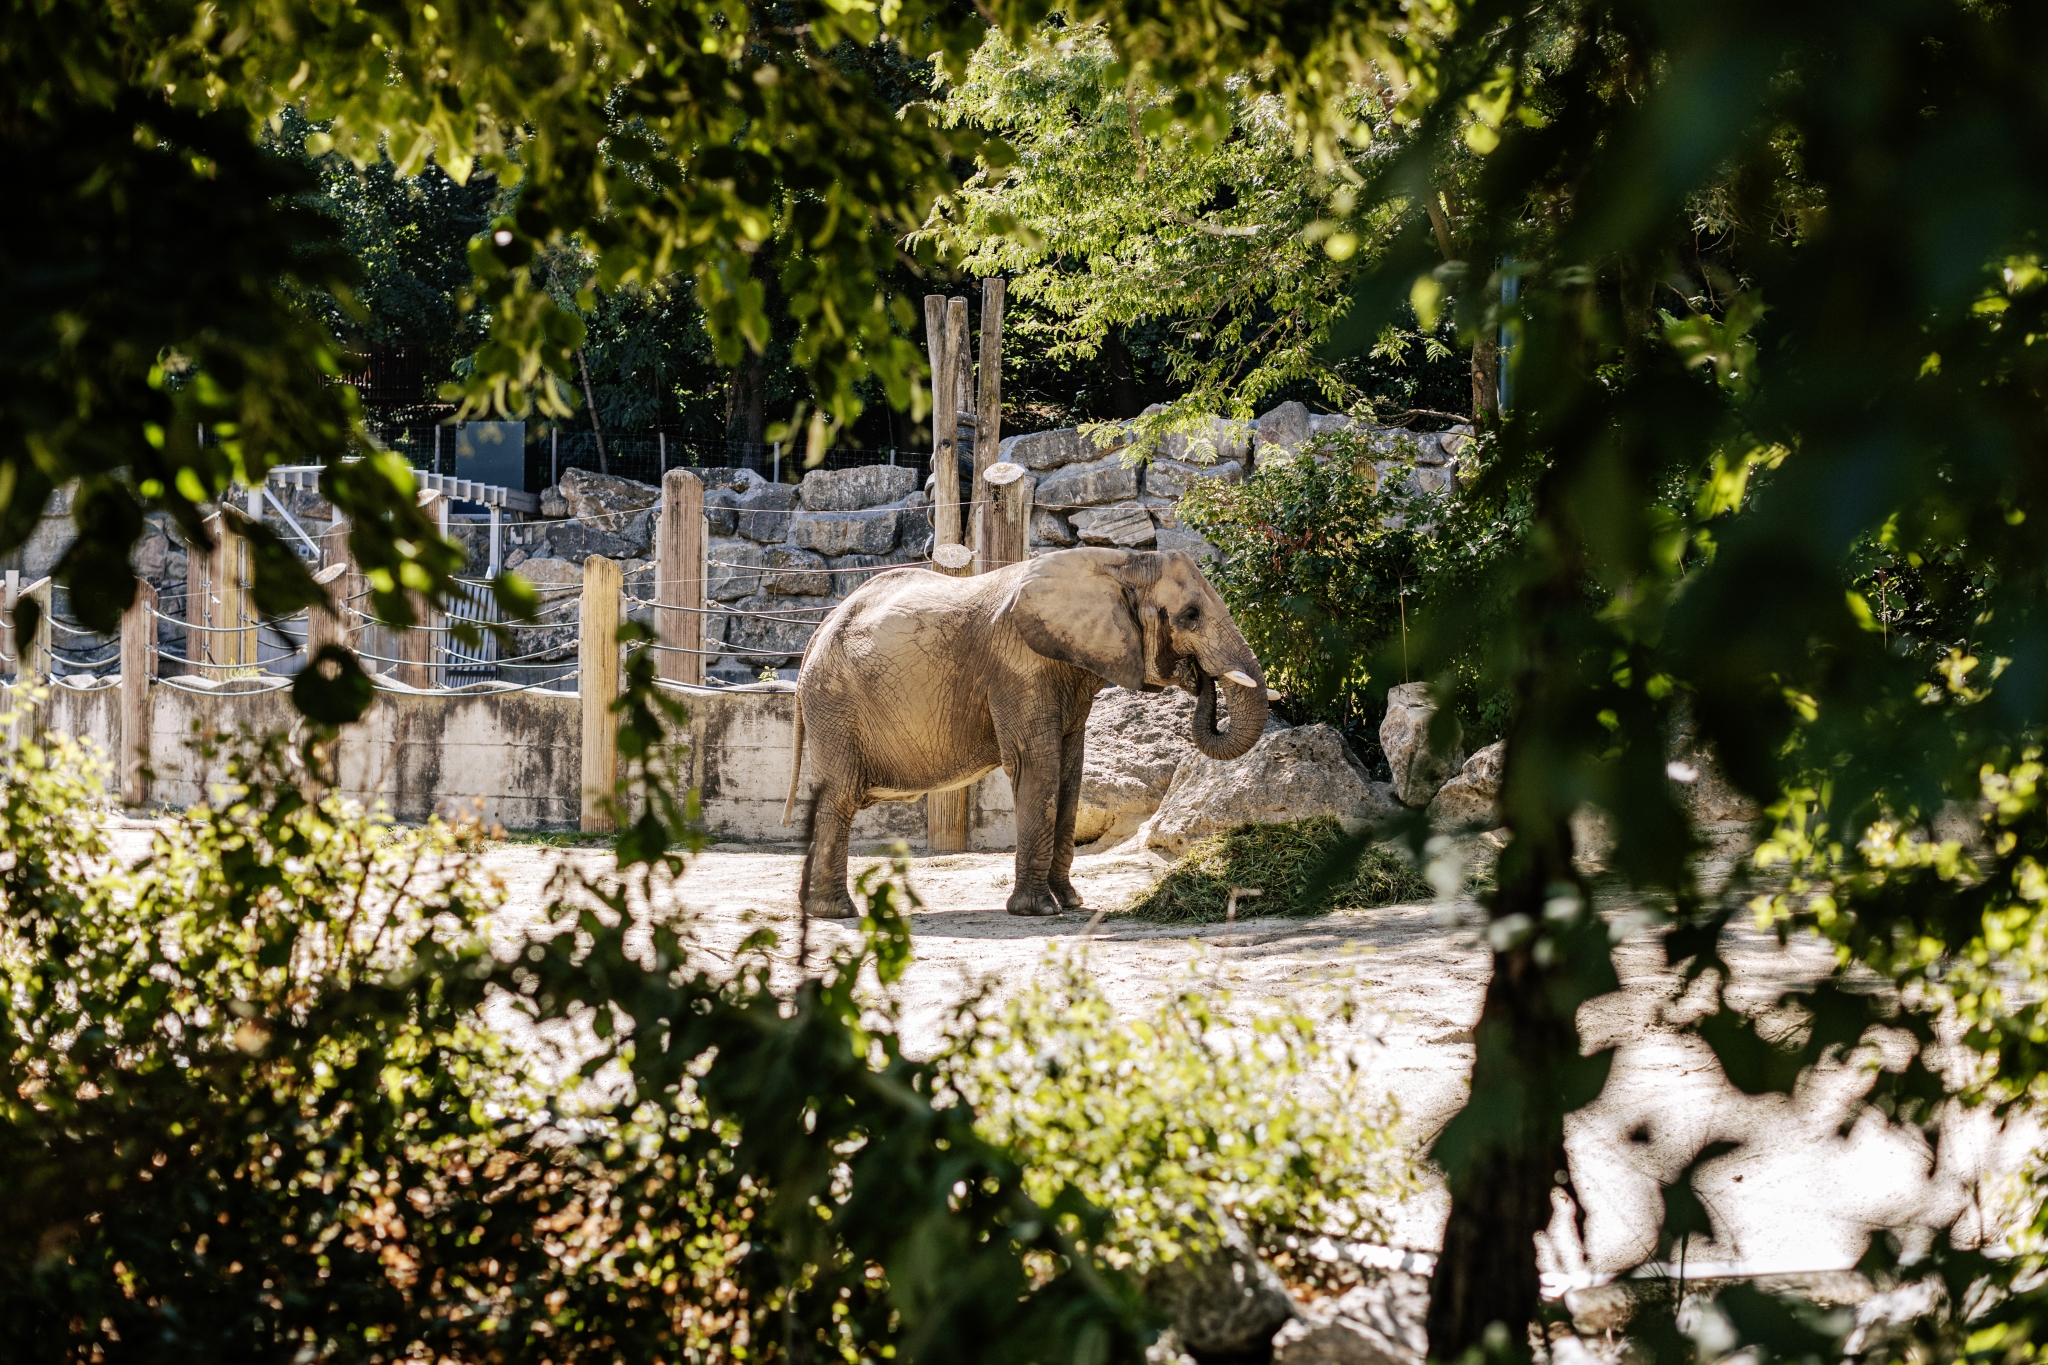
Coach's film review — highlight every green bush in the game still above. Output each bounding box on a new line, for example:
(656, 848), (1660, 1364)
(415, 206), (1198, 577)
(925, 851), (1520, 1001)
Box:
(1125, 817), (1433, 923)
(0, 719), (1146, 1363)
(937, 952), (1413, 1275)
(1177, 424), (1525, 747)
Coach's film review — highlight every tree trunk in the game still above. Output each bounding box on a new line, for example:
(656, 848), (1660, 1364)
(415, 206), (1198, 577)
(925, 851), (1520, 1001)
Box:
(1471, 331), (1501, 427)
(1423, 828), (1576, 1357)
(726, 347), (767, 445)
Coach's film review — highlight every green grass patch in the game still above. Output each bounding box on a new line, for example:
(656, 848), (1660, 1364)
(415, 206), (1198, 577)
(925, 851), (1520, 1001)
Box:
(492, 830), (618, 848)
(1126, 816), (1432, 923)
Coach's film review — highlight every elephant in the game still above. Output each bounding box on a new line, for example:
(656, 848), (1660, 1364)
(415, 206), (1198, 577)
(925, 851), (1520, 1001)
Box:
(782, 546), (1270, 919)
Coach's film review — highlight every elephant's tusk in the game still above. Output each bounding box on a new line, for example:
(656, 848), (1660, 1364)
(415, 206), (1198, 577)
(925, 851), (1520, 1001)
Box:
(1223, 669), (1257, 688)
(1267, 689), (1282, 701)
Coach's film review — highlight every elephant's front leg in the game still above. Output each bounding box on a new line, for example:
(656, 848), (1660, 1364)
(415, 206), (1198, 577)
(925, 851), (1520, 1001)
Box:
(1047, 725), (1087, 909)
(1007, 736), (1066, 918)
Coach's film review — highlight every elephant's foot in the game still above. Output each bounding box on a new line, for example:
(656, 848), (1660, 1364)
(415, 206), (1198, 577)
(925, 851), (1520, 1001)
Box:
(805, 891), (859, 921)
(1048, 874), (1084, 910)
(1007, 886), (1063, 917)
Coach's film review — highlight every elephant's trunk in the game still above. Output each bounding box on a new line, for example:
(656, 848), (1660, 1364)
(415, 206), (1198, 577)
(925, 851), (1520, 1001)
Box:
(1190, 669), (1268, 760)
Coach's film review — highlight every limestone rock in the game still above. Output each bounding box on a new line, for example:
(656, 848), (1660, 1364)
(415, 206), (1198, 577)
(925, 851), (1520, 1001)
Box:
(1072, 504), (1155, 548)
(706, 539), (765, 601)
(1077, 687), (1198, 847)
(546, 509), (652, 563)
(1036, 453), (1141, 509)
(1380, 682), (1465, 807)
(799, 463), (919, 511)
(1142, 1216), (1296, 1361)
(1031, 510), (1076, 547)
(132, 520), (174, 581)
(700, 467), (767, 493)
(539, 486), (570, 519)
(509, 555), (582, 592)
(1162, 415), (1253, 464)
(734, 482), (798, 542)
(1428, 740), (1505, 831)
(1141, 722), (1410, 858)
(1272, 1277), (1428, 1365)
(1146, 458), (1244, 500)
(559, 467), (660, 522)
(1154, 527), (1221, 561)
(788, 508), (899, 557)
(1001, 427), (1089, 470)
(1252, 401), (1312, 458)
(825, 553), (907, 598)
(724, 591), (828, 657)
(763, 546), (829, 595)
(1308, 412), (1356, 441)
(702, 488), (739, 537)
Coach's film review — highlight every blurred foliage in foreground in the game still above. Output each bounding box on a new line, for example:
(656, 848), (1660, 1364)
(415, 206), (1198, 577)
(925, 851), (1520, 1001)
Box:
(0, 715), (1147, 1363)
(937, 951), (1412, 1275)
(1126, 817), (1432, 924)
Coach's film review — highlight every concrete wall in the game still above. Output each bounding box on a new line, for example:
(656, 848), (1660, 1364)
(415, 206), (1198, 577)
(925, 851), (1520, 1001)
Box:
(30, 675), (1015, 849)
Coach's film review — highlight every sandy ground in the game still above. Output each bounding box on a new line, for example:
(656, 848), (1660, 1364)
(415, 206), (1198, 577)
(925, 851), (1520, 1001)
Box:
(104, 816), (2035, 1293)
(466, 837), (2037, 1292)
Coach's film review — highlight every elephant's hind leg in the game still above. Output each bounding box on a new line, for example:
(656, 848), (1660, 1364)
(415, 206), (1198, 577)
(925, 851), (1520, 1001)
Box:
(801, 778), (861, 921)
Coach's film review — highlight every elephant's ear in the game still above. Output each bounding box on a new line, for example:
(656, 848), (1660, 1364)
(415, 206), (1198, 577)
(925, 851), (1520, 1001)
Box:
(1000, 550), (1146, 689)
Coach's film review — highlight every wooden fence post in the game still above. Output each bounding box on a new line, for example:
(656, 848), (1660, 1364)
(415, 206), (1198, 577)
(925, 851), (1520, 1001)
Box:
(972, 277), (1006, 573)
(579, 554), (622, 833)
(924, 295), (962, 554)
(120, 578), (154, 804)
(658, 469), (705, 686)
(985, 462), (1032, 572)
(216, 509), (250, 673)
(1, 569), (17, 674)
(20, 577), (51, 680)
(396, 491), (439, 687)
(308, 562), (350, 658)
(187, 513), (216, 674)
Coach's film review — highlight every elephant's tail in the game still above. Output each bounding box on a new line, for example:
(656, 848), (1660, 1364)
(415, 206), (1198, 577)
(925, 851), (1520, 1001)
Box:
(781, 694), (805, 827)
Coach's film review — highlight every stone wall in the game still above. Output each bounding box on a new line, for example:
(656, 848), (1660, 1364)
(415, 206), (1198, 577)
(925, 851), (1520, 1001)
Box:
(28, 674), (1017, 843)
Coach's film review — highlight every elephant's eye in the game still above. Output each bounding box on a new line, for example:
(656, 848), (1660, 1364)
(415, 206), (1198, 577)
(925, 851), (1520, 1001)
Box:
(1177, 606), (1200, 628)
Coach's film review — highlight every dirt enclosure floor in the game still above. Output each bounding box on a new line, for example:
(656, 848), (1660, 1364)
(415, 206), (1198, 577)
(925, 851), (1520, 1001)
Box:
(464, 838), (2036, 1296)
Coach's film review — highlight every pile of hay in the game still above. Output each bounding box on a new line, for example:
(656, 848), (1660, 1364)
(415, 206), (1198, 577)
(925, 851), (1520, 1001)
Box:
(1125, 816), (1431, 924)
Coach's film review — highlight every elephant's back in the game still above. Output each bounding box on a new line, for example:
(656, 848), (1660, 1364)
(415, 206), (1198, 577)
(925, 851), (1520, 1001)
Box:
(797, 567), (1006, 788)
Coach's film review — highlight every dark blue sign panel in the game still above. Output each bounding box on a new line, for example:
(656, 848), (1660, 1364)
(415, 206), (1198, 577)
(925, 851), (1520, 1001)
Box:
(455, 422), (525, 490)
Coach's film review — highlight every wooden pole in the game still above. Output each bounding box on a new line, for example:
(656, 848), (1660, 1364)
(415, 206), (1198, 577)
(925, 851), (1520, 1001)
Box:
(120, 578), (154, 804)
(396, 491), (439, 687)
(658, 469), (705, 686)
(972, 277), (1006, 573)
(308, 561), (350, 658)
(579, 554), (623, 832)
(19, 577), (51, 680)
(187, 513), (216, 674)
(2, 569), (17, 674)
(924, 295), (960, 554)
(985, 461), (1032, 572)
(214, 511), (249, 674)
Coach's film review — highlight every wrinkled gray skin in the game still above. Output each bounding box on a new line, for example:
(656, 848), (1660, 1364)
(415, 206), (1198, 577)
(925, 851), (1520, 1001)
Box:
(787, 547), (1269, 919)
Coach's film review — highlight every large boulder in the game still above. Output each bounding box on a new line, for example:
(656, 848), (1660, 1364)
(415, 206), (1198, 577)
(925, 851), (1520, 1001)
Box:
(1428, 740), (1504, 830)
(1146, 458), (1244, 500)
(999, 427), (1089, 470)
(546, 509), (653, 563)
(763, 546), (829, 595)
(1030, 510), (1076, 547)
(1380, 683), (1465, 807)
(1140, 722), (1404, 858)
(699, 467), (767, 492)
(706, 539), (765, 601)
(1161, 415), (1253, 464)
(1036, 453), (1141, 509)
(1272, 1276), (1428, 1365)
(703, 487), (739, 536)
(788, 508), (900, 557)
(1143, 1216), (1296, 1364)
(1077, 687), (1198, 847)
(559, 467), (660, 522)
(799, 464), (919, 511)
(1154, 527), (1221, 561)
(734, 482), (799, 542)
(722, 591), (828, 658)
(1072, 504), (1155, 547)
(1251, 401), (1312, 459)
